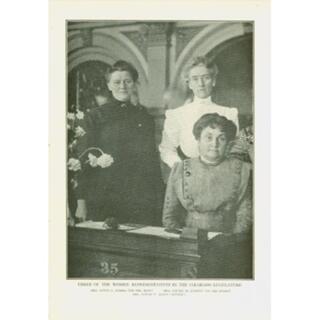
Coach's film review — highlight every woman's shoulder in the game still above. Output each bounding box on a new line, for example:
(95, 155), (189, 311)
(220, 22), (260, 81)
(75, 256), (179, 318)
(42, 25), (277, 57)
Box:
(211, 102), (238, 115)
(133, 104), (156, 123)
(181, 158), (203, 173)
(135, 103), (151, 115)
(89, 101), (116, 114)
(85, 103), (115, 123)
(164, 104), (193, 122)
(168, 160), (185, 177)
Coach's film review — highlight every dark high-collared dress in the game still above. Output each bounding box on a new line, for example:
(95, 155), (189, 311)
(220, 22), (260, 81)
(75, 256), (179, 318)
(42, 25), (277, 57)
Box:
(75, 99), (164, 225)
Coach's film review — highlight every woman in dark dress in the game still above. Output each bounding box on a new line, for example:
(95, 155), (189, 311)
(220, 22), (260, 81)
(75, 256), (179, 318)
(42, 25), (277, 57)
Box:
(74, 60), (163, 226)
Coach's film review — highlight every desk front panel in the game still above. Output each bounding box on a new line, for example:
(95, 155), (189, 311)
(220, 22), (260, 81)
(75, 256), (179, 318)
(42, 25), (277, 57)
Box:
(68, 227), (201, 279)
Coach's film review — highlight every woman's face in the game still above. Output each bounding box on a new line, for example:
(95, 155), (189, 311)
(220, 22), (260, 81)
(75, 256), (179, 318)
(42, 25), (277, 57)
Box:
(107, 71), (135, 102)
(188, 64), (215, 99)
(198, 126), (228, 163)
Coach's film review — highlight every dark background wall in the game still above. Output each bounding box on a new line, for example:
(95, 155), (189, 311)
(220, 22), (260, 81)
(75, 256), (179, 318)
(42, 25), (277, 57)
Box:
(213, 34), (253, 118)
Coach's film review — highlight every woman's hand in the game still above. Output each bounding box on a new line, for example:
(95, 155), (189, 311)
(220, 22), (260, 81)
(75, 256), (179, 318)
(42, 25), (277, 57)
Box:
(75, 199), (88, 222)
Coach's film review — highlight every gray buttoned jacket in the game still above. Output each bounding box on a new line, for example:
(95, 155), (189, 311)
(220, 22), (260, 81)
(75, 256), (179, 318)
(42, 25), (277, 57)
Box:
(162, 157), (252, 233)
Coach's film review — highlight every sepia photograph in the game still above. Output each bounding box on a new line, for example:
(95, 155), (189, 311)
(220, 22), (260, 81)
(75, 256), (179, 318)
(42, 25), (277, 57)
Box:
(66, 20), (254, 279)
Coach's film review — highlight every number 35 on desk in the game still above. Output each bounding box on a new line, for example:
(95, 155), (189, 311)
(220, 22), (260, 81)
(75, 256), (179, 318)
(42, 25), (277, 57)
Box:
(100, 261), (119, 276)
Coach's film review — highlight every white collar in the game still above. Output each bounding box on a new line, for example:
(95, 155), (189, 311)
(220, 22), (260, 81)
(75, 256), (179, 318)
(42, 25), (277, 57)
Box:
(192, 96), (212, 105)
(200, 155), (223, 166)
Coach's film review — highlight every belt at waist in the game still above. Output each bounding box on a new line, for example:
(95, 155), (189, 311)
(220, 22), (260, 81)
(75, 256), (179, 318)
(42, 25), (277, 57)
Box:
(186, 211), (221, 231)
(186, 211), (232, 232)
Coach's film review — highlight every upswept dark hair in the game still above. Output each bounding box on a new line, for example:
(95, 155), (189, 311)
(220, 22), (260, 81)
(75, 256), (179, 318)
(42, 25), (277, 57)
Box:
(183, 56), (219, 81)
(105, 60), (139, 82)
(193, 113), (237, 142)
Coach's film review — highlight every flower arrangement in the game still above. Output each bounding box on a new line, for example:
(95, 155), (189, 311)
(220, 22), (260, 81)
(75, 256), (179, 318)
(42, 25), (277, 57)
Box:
(229, 124), (254, 163)
(67, 69), (113, 225)
(68, 147), (114, 172)
(239, 125), (254, 145)
(67, 105), (114, 190)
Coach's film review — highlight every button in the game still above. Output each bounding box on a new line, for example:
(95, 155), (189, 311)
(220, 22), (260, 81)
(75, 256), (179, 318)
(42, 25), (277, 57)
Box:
(185, 171), (191, 177)
(138, 123), (142, 127)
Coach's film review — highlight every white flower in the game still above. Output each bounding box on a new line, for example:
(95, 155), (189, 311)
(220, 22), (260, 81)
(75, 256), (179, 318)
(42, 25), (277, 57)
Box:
(71, 178), (78, 189)
(75, 126), (86, 138)
(67, 112), (75, 120)
(88, 153), (98, 167)
(76, 110), (84, 120)
(68, 140), (77, 150)
(68, 158), (81, 171)
(97, 153), (114, 168)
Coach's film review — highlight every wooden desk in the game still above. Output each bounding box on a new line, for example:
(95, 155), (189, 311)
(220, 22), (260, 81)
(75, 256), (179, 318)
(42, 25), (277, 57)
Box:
(68, 226), (253, 279)
(68, 226), (206, 279)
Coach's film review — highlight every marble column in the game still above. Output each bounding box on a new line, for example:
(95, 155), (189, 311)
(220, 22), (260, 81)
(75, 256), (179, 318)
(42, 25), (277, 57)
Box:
(143, 23), (173, 109)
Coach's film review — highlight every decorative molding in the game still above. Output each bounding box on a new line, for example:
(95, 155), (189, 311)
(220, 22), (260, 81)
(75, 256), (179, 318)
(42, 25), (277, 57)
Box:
(146, 23), (171, 47)
(175, 26), (205, 58)
(68, 21), (138, 31)
(68, 47), (116, 72)
(122, 31), (148, 60)
(171, 22), (246, 86)
(243, 22), (254, 34)
(139, 23), (173, 48)
(94, 30), (148, 80)
(80, 29), (93, 47)
(122, 23), (174, 61)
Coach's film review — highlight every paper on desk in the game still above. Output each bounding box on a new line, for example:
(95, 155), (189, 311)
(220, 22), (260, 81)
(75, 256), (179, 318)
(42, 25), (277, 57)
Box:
(76, 222), (222, 240)
(75, 221), (138, 231)
(126, 226), (181, 239)
(207, 232), (222, 240)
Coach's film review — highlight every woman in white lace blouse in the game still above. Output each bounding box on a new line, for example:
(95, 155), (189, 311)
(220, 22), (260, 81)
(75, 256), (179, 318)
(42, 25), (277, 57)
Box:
(159, 56), (239, 169)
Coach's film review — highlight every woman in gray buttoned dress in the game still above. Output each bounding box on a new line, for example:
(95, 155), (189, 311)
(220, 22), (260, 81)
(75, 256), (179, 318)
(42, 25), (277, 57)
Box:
(163, 113), (252, 233)
(162, 113), (252, 278)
